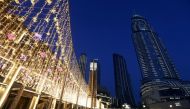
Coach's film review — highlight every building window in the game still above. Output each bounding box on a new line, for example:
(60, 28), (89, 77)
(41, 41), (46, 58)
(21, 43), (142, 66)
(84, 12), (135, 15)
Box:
(175, 102), (181, 107)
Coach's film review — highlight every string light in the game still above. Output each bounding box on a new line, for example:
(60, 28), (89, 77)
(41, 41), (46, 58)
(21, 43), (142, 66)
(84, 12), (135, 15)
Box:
(0, 0), (93, 108)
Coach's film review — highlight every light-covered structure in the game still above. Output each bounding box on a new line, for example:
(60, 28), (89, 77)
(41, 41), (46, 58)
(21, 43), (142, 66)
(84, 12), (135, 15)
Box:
(0, 0), (102, 109)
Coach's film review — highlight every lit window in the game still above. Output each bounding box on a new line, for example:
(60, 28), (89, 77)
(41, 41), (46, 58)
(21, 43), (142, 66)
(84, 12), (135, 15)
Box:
(175, 102), (181, 107)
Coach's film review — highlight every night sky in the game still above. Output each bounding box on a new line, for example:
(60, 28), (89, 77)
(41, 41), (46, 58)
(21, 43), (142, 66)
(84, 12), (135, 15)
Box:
(69, 0), (190, 103)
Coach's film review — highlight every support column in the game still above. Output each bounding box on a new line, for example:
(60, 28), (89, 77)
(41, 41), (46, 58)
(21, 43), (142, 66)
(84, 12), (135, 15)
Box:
(28, 95), (40, 109)
(9, 85), (25, 109)
(71, 104), (74, 109)
(67, 103), (72, 109)
(48, 98), (57, 109)
(28, 72), (47, 109)
(64, 102), (68, 109)
(0, 64), (20, 108)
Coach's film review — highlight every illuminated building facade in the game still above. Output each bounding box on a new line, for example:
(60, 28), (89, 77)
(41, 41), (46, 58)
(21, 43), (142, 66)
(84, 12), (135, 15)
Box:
(113, 54), (136, 108)
(132, 15), (190, 106)
(0, 0), (103, 109)
(97, 87), (112, 108)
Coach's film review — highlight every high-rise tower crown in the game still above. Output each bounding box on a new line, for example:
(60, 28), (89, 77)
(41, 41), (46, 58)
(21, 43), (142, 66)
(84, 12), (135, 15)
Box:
(132, 14), (144, 19)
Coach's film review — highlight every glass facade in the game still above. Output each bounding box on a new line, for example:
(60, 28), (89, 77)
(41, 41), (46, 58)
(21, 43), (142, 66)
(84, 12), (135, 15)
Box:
(79, 53), (87, 80)
(113, 54), (135, 107)
(132, 15), (179, 83)
(131, 15), (190, 105)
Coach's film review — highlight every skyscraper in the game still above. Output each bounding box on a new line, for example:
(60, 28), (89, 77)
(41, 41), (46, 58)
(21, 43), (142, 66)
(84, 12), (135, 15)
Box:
(79, 53), (87, 80)
(113, 54), (136, 107)
(131, 15), (189, 106)
(89, 60), (98, 108)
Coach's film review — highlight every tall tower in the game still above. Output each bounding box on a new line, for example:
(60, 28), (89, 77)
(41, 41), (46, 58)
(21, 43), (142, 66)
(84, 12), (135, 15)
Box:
(131, 15), (188, 105)
(79, 53), (87, 80)
(89, 60), (98, 108)
(113, 54), (136, 107)
(132, 15), (179, 81)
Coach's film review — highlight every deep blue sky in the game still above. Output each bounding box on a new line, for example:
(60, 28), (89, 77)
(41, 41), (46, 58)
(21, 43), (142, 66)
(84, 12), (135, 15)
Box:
(69, 0), (190, 103)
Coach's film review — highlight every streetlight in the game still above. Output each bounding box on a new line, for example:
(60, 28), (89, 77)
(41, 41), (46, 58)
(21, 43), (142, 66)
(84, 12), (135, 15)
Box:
(122, 103), (131, 109)
(143, 105), (146, 108)
(169, 104), (173, 109)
